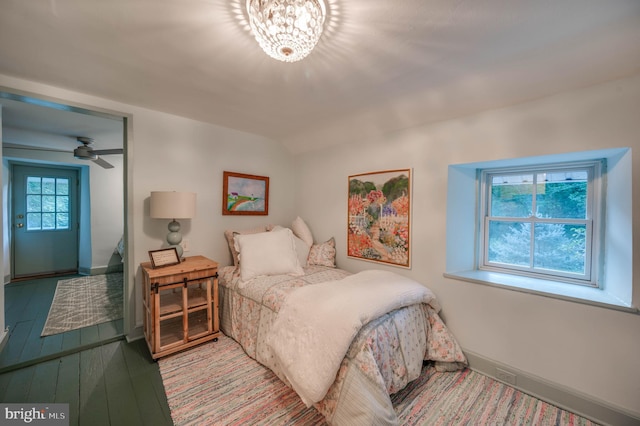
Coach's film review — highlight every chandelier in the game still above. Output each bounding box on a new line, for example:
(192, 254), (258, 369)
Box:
(246, 0), (326, 62)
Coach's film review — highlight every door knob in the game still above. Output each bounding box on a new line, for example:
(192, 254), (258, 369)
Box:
(16, 223), (24, 228)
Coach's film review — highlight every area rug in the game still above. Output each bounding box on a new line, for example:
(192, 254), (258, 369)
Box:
(159, 334), (599, 426)
(41, 273), (123, 336)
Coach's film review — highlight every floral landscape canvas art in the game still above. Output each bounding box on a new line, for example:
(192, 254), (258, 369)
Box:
(348, 169), (411, 267)
(222, 171), (269, 215)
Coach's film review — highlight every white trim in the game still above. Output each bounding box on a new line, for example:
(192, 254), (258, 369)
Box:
(444, 270), (638, 314)
(479, 160), (601, 285)
(125, 325), (144, 343)
(464, 349), (640, 426)
(0, 327), (9, 354)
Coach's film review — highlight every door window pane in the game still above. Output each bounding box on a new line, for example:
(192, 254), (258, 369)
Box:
(57, 213), (69, 229)
(42, 177), (56, 194)
(27, 213), (41, 229)
(56, 196), (69, 212)
(26, 177), (41, 194)
(42, 195), (56, 212)
(42, 213), (56, 230)
(26, 195), (41, 212)
(56, 178), (69, 195)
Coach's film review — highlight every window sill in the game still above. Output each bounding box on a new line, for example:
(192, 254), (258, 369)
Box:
(444, 270), (638, 315)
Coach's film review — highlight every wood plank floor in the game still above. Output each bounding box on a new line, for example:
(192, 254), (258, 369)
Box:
(1, 275), (123, 371)
(0, 338), (173, 426)
(1, 275), (174, 425)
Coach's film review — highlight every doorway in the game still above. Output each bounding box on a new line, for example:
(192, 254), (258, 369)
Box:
(1, 89), (129, 371)
(11, 164), (79, 278)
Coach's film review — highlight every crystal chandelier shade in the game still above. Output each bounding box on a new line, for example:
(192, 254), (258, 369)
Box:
(246, 0), (326, 62)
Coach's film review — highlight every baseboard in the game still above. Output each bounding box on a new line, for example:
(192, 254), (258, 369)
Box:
(79, 264), (124, 276)
(125, 325), (144, 343)
(463, 349), (640, 426)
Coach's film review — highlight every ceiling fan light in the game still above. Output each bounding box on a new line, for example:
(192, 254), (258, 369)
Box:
(246, 0), (326, 63)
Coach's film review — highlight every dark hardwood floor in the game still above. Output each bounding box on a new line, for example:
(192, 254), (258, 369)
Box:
(0, 275), (123, 371)
(0, 275), (173, 425)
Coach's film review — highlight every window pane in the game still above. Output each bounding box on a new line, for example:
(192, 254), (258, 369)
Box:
(534, 223), (586, 274)
(488, 221), (531, 266)
(42, 195), (56, 212)
(26, 177), (41, 194)
(26, 195), (41, 212)
(42, 213), (56, 230)
(490, 174), (533, 218)
(27, 213), (41, 230)
(42, 177), (56, 194)
(56, 213), (69, 229)
(536, 171), (588, 219)
(56, 178), (69, 195)
(56, 196), (69, 212)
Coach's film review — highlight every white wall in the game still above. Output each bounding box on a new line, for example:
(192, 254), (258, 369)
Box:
(294, 73), (640, 417)
(85, 153), (124, 271)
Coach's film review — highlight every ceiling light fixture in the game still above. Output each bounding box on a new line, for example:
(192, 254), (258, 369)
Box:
(246, 0), (326, 62)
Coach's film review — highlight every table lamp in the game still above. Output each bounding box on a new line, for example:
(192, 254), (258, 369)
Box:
(150, 191), (196, 259)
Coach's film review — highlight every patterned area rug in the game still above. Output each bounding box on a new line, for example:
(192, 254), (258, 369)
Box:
(41, 273), (123, 336)
(159, 334), (599, 426)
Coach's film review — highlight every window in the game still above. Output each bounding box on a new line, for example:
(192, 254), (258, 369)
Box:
(445, 148), (633, 311)
(479, 161), (602, 286)
(26, 176), (71, 231)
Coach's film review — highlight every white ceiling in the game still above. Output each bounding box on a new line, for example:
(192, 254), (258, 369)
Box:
(1, 0), (639, 154)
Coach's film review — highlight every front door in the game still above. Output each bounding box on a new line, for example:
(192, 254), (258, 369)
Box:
(12, 164), (79, 278)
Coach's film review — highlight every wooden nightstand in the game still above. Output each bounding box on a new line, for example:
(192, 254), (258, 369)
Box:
(141, 255), (220, 359)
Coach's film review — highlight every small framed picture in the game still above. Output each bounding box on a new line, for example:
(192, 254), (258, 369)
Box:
(148, 248), (181, 268)
(222, 171), (269, 215)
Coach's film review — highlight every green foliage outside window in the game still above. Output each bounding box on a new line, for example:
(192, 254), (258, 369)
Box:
(485, 169), (591, 280)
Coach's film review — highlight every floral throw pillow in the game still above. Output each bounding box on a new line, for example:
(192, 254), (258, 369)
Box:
(308, 237), (336, 267)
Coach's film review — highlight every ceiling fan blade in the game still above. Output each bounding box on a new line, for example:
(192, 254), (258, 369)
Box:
(93, 148), (123, 155)
(92, 157), (114, 169)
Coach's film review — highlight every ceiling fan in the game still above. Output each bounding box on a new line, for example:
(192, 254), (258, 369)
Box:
(73, 137), (123, 169)
(3, 136), (123, 169)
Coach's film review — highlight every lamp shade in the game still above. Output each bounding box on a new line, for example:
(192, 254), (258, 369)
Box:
(150, 191), (196, 219)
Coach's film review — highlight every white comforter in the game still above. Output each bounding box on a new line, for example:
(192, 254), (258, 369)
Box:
(265, 269), (440, 406)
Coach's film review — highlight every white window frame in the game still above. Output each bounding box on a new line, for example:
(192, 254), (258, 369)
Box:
(445, 148), (634, 312)
(478, 160), (604, 287)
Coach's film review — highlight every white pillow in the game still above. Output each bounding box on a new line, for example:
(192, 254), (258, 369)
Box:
(273, 225), (310, 267)
(234, 228), (304, 282)
(292, 216), (314, 246)
(224, 225), (269, 266)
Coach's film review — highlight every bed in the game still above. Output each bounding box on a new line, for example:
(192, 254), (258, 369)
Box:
(219, 221), (467, 425)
